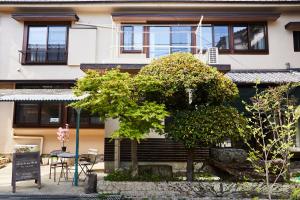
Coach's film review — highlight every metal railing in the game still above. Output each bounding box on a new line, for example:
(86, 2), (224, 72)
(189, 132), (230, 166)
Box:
(19, 48), (68, 64)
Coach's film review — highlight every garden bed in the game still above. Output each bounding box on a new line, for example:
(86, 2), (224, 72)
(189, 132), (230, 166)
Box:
(98, 180), (295, 199)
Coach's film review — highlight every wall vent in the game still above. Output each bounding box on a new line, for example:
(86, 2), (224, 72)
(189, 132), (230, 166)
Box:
(207, 47), (219, 64)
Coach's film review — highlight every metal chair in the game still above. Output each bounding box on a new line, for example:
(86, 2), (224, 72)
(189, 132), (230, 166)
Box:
(49, 150), (67, 182)
(78, 149), (98, 179)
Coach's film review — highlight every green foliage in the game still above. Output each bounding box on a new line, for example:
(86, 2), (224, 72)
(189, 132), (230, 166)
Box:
(290, 188), (300, 200)
(139, 52), (239, 109)
(104, 169), (176, 182)
(140, 53), (247, 181)
(165, 105), (249, 149)
(244, 83), (299, 200)
(71, 69), (169, 142)
(140, 53), (245, 149)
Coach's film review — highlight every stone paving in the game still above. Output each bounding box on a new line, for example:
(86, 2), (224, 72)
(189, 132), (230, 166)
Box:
(0, 162), (105, 195)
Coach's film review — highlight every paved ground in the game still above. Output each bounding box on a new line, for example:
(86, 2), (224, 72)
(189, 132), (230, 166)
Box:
(0, 163), (106, 196)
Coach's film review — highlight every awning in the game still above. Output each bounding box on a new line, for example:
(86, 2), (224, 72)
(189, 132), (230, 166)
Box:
(112, 12), (280, 23)
(12, 12), (79, 22)
(285, 22), (300, 30)
(0, 89), (86, 102)
(226, 70), (300, 84)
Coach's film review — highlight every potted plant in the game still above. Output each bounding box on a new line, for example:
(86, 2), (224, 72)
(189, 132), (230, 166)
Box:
(57, 124), (70, 152)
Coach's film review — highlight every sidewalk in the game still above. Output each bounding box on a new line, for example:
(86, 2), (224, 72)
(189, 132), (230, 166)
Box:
(0, 163), (105, 195)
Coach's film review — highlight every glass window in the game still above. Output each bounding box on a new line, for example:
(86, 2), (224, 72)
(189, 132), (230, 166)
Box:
(171, 26), (191, 53)
(197, 25), (229, 51)
(47, 26), (67, 62)
(233, 26), (249, 50)
(149, 26), (170, 58)
(293, 31), (300, 52)
(25, 25), (68, 64)
(90, 116), (103, 125)
(249, 25), (266, 50)
(67, 109), (103, 127)
(123, 25), (143, 51)
(28, 27), (47, 49)
(16, 83), (73, 89)
(40, 103), (62, 125)
(198, 25), (213, 50)
(27, 27), (47, 62)
(15, 103), (39, 124)
(214, 25), (229, 50)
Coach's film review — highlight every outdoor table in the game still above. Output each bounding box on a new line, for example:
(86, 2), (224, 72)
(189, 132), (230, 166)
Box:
(57, 152), (75, 185)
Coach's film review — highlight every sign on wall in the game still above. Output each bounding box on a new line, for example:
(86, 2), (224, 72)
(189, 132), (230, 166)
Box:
(11, 152), (41, 193)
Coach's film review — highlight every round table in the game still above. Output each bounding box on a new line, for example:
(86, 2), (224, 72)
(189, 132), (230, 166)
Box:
(57, 152), (76, 185)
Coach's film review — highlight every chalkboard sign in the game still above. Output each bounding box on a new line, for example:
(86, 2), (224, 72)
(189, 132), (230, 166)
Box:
(12, 152), (41, 193)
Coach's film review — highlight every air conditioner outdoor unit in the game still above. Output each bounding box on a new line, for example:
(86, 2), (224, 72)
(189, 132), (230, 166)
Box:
(207, 47), (219, 65)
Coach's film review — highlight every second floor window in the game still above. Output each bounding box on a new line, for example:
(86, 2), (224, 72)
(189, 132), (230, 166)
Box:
(233, 24), (266, 51)
(294, 31), (300, 52)
(120, 23), (268, 58)
(198, 25), (229, 51)
(149, 26), (192, 58)
(122, 25), (143, 52)
(24, 24), (68, 64)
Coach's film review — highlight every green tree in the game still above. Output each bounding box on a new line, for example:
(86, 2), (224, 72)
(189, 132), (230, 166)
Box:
(245, 83), (299, 200)
(139, 53), (247, 181)
(71, 69), (168, 176)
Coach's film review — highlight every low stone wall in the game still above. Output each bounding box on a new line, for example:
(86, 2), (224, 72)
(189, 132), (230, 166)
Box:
(98, 181), (295, 199)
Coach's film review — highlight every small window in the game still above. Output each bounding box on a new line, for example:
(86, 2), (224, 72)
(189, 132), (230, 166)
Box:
(40, 103), (62, 125)
(199, 25), (213, 50)
(249, 25), (266, 50)
(67, 108), (104, 128)
(149, 26), (170, 58)
(122, 25), (143, 52)
(23, 24), (68, 64)
(15, 103), (39, 124)
(197, 25), (229, 51)
(214, 25), (229, 50)
(171, 26), (191, 53)
(233, 25), (249, 50)
(294, 31), (300, 52)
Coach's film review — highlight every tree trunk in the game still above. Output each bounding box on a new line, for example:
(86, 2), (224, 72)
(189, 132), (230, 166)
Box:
(131, 139), (138, 177)
(186, 148), (194, 182)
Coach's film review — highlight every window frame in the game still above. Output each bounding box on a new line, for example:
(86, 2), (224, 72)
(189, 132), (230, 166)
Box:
(148, 25), (194, 58)
(13, 102), (65, 128)
(120, 22), (269, 57)
(21, 21), (70, 65)
(13, 102), (104, 128)
(13, 83), (104, 128)
(293, 31), (300, 52)
(230, 22), (269, 54)
(66, 108), (104, 128)
(120, 24), (145, 54)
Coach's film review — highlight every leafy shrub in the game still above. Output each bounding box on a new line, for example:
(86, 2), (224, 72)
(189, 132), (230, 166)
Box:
(290, 188), (300, 200)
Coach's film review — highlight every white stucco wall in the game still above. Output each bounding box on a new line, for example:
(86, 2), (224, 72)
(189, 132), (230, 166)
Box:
(0, 102), (14, 154)
(1, 11), (299, 81)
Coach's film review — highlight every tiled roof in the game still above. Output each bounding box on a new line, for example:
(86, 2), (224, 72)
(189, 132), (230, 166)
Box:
(0, 89), (86, 102)
(226, 71), (300, 84)
(0, 0), (300, 3)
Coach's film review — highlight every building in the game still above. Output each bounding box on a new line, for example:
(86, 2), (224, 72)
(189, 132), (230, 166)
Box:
(0, 0), (300, 171)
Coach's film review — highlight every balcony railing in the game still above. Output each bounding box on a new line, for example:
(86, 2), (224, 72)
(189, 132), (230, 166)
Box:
(19, 48), (68, 65)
